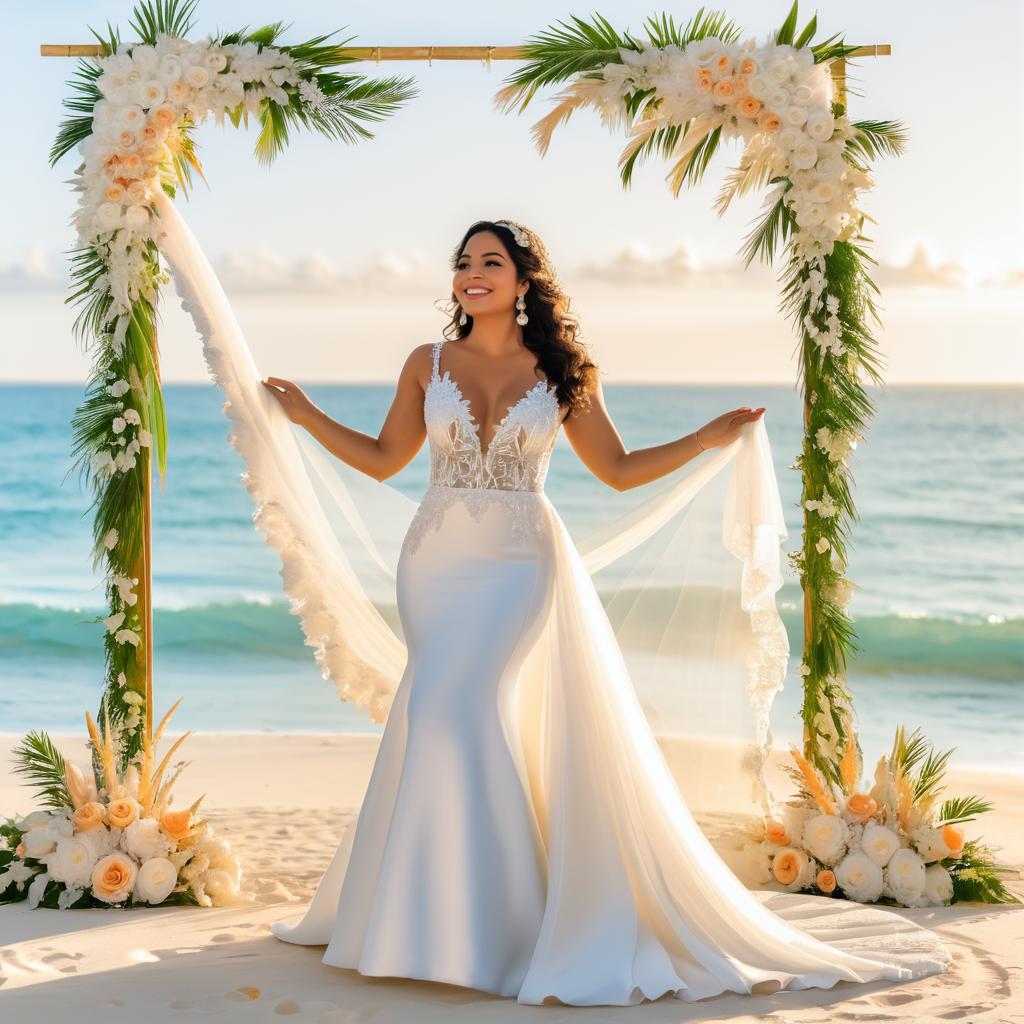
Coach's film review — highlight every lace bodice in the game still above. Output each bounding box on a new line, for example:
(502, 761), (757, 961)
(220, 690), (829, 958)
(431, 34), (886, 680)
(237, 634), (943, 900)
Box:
(424, 340), (561, 492)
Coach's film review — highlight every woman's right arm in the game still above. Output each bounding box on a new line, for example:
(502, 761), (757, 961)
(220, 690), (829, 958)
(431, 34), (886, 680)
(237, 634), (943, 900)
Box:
(261, 343), (432, 482)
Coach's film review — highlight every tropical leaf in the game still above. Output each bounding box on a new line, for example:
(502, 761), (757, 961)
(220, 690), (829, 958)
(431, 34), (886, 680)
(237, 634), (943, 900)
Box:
(938, 794), (994, 826)
(950, 840), (1022, 904)
(643, 8), (742, 49)
(128, 0), (199, 45)
(10, 732), (71, 809)
(738, 186), (794, 268)
(847, 119), (908, 162)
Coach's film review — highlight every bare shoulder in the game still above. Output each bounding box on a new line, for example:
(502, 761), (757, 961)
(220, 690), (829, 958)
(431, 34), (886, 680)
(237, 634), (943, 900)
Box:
(402, 341), (439, 390)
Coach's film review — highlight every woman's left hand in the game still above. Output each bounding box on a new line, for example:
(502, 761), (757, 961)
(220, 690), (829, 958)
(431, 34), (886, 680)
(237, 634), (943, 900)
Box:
(696, 406), (765, 450)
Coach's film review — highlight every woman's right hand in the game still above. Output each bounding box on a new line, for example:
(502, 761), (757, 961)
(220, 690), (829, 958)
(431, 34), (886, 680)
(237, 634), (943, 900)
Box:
(696, 406), (765, 450)
(262, 376), (316, 427)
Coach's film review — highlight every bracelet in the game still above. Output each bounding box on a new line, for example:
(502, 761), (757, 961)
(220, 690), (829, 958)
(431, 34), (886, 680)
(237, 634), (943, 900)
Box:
(694, 429), (706, 452)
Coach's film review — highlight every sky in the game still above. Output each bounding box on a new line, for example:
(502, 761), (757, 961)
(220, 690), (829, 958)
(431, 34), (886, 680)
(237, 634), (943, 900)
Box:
(2, 0), (1022, 383)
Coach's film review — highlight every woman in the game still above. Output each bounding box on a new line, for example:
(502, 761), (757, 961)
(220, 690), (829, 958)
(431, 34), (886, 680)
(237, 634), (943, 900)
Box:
(257, 218), (952, 1006)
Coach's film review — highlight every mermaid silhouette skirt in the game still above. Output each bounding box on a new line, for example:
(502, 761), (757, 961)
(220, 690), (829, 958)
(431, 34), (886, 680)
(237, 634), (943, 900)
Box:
(271, 483), (952, 1005)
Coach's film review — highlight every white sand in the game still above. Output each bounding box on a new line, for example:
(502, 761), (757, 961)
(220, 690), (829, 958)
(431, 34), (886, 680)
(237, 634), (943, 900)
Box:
(2, 732), (1021, 1021)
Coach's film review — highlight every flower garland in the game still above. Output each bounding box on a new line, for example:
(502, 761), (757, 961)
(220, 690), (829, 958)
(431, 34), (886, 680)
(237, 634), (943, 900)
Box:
(41, 0), (415, 778)
(737, 726), (1020, 907)
(1, 703), (243, 909)
(493, 2), (897, 782)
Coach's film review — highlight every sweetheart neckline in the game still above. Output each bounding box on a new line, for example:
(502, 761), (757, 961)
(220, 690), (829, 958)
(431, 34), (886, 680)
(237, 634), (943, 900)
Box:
(435, 370), (555, 461)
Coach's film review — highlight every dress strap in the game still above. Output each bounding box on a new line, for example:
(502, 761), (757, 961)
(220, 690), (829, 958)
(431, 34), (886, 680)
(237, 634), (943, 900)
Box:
(431, 340), (443, 382)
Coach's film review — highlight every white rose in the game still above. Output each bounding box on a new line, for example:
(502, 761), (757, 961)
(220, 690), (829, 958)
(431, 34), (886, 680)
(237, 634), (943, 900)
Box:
(23, 822), (71, 858)
(740, 840), (773, 885)
(791, 140), (819, 171)
(204, 50), (228, 73)
(139, 80), (166, 107)
(131, 44), (160, 74)
(201, 867), (244, 906)
(124, 205), (151, 230)
(783, 104), (808, 127)
(911, 825), (950, 864)
(95, 202), (124, 232)
(17, 810), (54, 831)
(76, 824), (119, 861)
(134, 856), (179, 904)
(805, 112), (835, 142)
(861, 822), (902, 867)
(158, 55), (183, 83)
(47, 837), (98, 889)
(184, 65), (211, 89)
(885, 847), (927, 906)
(802, 813), (850, 865)
(923, 863), (954, 906)
(791, 83), (813, 105)
(112, 416), (127, 434)
(835, 851), (884, 902)
(122, 817), (174, 862)
(119, 103), (145, 127)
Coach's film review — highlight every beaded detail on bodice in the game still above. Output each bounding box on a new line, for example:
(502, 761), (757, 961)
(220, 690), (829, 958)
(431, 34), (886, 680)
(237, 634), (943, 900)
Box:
(424, 339), (561, 492)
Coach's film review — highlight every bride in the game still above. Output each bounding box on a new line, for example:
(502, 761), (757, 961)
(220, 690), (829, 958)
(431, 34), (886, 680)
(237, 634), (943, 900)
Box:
(153, 201), (952, 1007)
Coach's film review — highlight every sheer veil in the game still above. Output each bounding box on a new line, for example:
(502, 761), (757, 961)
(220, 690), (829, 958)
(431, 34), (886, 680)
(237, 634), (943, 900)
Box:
(153, 192), (792, 824)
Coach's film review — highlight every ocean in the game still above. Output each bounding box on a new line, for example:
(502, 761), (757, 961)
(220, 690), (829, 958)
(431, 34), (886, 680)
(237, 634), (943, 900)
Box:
(1, 383), (1021, 771)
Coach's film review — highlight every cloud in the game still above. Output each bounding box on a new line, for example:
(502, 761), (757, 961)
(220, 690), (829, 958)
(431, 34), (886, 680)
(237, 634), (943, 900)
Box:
(0, 243), (64, 292)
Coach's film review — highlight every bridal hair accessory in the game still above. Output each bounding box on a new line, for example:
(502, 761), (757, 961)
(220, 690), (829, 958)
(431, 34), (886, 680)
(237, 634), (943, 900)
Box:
(515, 294), (529, 326)
(495, 220), (530, 249)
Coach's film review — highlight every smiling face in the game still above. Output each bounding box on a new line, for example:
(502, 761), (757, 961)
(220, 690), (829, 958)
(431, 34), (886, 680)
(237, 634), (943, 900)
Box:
(453, 230), (527, 320)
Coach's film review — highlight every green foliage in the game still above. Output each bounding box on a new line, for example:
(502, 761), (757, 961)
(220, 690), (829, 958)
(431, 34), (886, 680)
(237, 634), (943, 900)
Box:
(10, 732), (71, 809)
(847, 119), (908, 162)
(950, 839), (1022, 904)
(128, 0), (199, 44)
(643, 8), (742, 49)
(939, 794), (994, 826)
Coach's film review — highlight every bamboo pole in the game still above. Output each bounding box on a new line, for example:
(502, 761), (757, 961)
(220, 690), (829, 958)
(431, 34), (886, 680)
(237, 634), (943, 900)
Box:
(40, 43), (890, 61)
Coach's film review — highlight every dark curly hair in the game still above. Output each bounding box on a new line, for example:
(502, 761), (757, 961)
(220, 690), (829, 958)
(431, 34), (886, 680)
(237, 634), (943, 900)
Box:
(439, 219), (598, 418)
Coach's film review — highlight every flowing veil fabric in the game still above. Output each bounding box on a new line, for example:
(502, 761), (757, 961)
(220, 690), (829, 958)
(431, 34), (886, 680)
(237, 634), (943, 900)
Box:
(152, 194), (952, 1000)
(152, 192), (789, 821)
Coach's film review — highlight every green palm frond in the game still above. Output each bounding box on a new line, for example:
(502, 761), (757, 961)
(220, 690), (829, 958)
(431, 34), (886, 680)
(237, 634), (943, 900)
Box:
(620, 122), (681, 188)
(497, 12), (643, 114)
(643, 8), (742, 49)
(950, 840), (1022, 904)
(889, 725), (930, 776)
(739, 186), (794, 268)
(914, 744), (955, 802)
(847, 119), (908, 162)
(128, 0), (199, 45)
(939, 795), (994, 826)
(11, 732), (71, 810)
(666, 123), (723, 196)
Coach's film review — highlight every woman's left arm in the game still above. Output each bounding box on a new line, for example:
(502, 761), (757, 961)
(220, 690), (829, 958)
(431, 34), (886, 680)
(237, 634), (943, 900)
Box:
(562, 374), (765, 492)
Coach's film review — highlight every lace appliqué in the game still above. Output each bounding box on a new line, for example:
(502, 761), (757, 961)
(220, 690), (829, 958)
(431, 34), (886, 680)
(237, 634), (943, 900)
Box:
(402, 485), (553, 558)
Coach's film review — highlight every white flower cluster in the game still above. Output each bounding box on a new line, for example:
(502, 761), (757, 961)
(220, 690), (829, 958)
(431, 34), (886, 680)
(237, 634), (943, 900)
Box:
(1, 753), (245, 910)
(739, 753), (963, 908)
(74, 34), (314, 326)
(815, 424), (859, 464)
(90, 370), (153, 482)
(597, 37), (872, 262)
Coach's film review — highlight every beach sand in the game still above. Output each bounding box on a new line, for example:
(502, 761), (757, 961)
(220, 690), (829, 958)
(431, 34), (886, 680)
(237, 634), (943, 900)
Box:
(2, 732), (1021, 1022)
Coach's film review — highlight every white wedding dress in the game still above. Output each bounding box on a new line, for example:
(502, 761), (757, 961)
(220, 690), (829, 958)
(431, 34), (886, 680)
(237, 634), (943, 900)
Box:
(151, 194), (953, 1007)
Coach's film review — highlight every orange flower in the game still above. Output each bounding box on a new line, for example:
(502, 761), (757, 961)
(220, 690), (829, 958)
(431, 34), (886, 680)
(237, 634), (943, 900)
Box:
(107, 797), (140, 829)
(942, 824), (965, 856)
(846, 793), (878, 821)
(738, 96), (762, 118)
(91, 852), (137, 903)
(773, 849), (802, 885)
(758, 113), (782, 134)
(695, 68), (713, 92)
(713, 78), (735, 102)
(15, 842), (25, 857)
(816, 869), (837, 893)
(765, 819), (790, 845)
(160, 808), (192, 843)
(73, 801), (106, 831)
(739, 57), (757, 75)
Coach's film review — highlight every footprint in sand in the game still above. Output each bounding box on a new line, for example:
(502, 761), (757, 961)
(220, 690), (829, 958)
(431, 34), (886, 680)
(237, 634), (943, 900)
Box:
(210, 933), (236, 943)
(274, 998), (301, 1015)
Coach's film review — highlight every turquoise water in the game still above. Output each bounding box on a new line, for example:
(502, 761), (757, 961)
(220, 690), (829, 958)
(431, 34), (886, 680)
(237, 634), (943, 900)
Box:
(1, 383), (1021, 769)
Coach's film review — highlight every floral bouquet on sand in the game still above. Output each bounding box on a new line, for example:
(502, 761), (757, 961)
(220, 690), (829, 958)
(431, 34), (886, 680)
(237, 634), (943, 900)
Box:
(740, 726), (1020, 908)
(0, 700), (247, 910)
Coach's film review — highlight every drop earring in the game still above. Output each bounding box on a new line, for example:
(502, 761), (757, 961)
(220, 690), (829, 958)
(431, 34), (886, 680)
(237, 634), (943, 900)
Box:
(515, 294), (528, 326)
(459, 307), (468, 326)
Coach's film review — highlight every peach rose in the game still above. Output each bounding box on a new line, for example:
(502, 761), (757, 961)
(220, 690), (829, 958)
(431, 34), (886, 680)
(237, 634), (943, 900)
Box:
(738, 96), (762, 118)
(73, 801), (106, 831)
(740, 57), (757, 75)
(846, 793), (878, 821)
(696, 68), (713, 92)
(816, 868), (837, 893)
(765, 819), (790, 845)
(773, 849), (802, 885)
(942, 824), (965, 857)
(758, 113), (782, 134)
(15, 841), (25, 857)
(104, 183), (126, 203)
(160, 808), (192, 843)
(713, 78), (735, 102)
(91, 851), (138, 904)
(106, 797), (140, 829)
